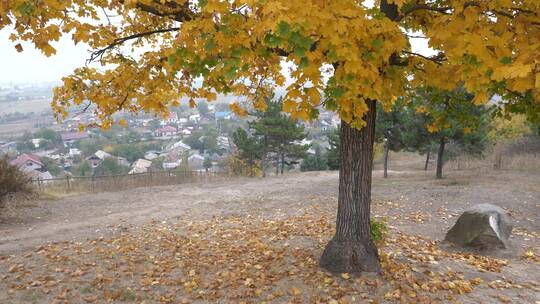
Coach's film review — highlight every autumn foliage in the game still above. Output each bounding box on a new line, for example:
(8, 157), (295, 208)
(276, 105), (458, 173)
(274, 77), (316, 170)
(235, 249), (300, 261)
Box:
(1, 0), (538, 127)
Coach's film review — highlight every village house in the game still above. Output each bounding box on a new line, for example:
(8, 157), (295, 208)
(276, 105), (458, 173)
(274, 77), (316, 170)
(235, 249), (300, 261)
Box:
(165, 112), (178, 124)
(189, 114), (201, 123)
(188, 153), (205, 170)
(154, 125), (177, 138)
(0, 141), (17, 156)
(144, 150), (162, 161)
(10, 153), (53, 180)
(61, 131), (88, 147)
(86, 150), (130, 168)
(168, 140), (191, 154)
(129, 158), (153, 174)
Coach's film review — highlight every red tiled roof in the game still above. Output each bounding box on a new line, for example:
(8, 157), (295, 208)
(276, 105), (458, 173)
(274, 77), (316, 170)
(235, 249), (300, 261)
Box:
(10, 153), (43, 167)
(61, 132), (88, 141)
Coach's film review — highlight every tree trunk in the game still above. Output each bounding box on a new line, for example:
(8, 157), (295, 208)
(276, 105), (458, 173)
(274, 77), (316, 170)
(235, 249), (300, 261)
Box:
(383, 140), (389, 178)
(436, 137), (445, 179)
(424, 150), (430, 171)
(280, 153), (285, 175)
(262, 136), (267, 177)
(320, 99), (380, 274)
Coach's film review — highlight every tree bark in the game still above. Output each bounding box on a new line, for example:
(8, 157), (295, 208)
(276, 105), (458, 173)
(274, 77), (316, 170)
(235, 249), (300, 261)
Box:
(436, 137), (445, 179)
(383, 140), (389, 178)
(424, 150), (430, 171)
(262, 136), (267, 177)
(280, 153), (285, 175)
(320, 99), (380, 274)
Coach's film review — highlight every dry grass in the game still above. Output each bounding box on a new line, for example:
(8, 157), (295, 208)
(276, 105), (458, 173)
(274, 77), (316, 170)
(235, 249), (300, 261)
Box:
(37, 171), (227, 196)
(447, 136), (540, 172)
(0, 156), (35, 210)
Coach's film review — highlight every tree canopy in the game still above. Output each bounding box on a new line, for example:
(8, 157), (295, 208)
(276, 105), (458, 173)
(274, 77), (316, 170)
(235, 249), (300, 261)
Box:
(1, 0), (538, 128)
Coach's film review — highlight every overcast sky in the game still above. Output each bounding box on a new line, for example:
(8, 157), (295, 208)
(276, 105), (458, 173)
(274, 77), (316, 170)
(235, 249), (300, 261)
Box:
(0, 29), (89, 84)
(0, 27), (435, 84)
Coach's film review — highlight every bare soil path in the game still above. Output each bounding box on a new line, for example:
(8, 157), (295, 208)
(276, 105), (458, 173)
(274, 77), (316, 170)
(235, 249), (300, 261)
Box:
(1, 160), (539, 303)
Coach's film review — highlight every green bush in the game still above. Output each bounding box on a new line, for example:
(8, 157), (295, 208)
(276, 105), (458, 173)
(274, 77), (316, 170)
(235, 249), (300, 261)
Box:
(0, 155), (33, 207)
(370, 218), (388, 244)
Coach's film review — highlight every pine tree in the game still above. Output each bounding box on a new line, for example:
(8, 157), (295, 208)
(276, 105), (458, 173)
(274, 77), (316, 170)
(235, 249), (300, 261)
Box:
(301, 145), (327, 171)
(405, 87), (491, 178)
(326, 129), (341, 170)
(249, 98), (308, 175)
(232, 128), (262, 177)
(375, 101), (407, 178)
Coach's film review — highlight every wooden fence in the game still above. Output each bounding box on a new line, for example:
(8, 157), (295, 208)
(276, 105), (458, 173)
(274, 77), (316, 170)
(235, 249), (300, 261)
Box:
(32, 170), (226, 194)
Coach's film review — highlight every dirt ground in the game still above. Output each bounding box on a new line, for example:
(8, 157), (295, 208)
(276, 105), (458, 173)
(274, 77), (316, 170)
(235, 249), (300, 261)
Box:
(0, 153), (539, 303)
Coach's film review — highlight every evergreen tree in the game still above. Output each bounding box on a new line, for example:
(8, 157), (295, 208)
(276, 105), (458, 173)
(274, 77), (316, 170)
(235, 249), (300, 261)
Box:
(326, 128), (340, 170)
(375, 101), (406, 178)
(203, 155), (212, 172)
(405, 87), (491, 179)
(232, 128), (262, 177)
(197, 101), (209, 117)
(301, 145), (327, 171)
(249, 98), (308, 175)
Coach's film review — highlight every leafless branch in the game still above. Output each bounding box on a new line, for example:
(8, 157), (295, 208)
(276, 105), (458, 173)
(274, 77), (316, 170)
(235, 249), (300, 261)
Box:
(402, 51), (446, 65)
(87, 27), (180, 64)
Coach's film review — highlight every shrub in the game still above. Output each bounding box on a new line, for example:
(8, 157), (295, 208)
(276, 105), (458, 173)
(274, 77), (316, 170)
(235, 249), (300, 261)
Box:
(370, 218), (388, 245)
(0, 155), (33, 208)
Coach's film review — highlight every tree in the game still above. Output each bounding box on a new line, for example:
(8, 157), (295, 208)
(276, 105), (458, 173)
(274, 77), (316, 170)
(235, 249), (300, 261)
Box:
(4, 0), (538, 274)
(41, 157), (62, 177)
(406, 87), (491, 178)
(300, 144), (327, 171)
(232, 128), (262, 177)
(94, 158), (127, 176)
(326, 129), (340, 171)
(0, 155), (32, 207)
(184, 127), (219, 154)
(71, 161), (92, 177)
(375, 102), (406, 178)
(197, 101), (209, 117)
(203, 155), (212, 172)
(78, 138), (105, 156)
(35, 128), (61, 145)
(249, 98), (308, 175)
(112, 144), (144, 163)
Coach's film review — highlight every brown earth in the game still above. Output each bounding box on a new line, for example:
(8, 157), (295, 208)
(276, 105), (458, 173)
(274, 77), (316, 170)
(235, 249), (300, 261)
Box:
(0, 153), (539, 303)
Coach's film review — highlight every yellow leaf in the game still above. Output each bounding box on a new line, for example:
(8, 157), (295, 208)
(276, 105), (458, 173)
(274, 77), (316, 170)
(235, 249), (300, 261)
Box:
(189, 98), (196, 108)
(229, 102), (248, 116)
(472, 91), (488, 105)
(289, 287), (301, 296)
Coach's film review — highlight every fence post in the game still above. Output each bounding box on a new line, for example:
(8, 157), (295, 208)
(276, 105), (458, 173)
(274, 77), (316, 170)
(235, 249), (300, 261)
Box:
(91, 175), (95, 192)
(66, 175), (70, 192)
(37, 177), (41, 192)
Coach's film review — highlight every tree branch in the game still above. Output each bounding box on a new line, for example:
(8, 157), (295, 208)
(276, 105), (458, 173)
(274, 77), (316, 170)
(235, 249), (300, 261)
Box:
(402, 51), (446, 65)
(123, 0), (195, 22)
(87, 27), (180, 64)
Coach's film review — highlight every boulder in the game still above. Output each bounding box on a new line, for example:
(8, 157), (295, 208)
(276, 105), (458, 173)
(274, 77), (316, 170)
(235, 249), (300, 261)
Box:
(445, 204), (512, 249)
